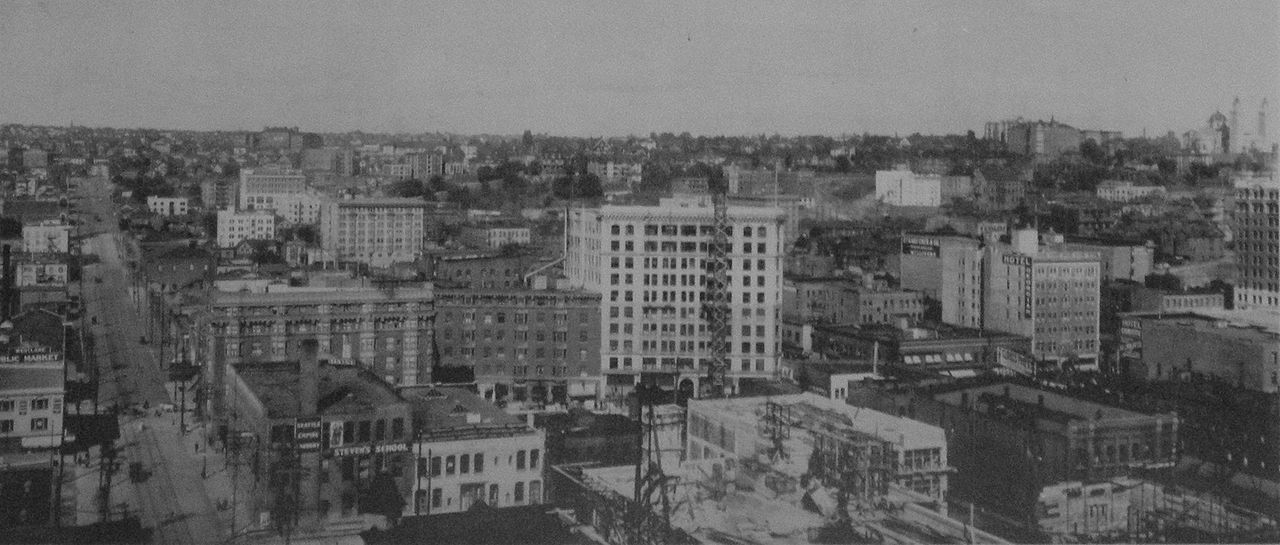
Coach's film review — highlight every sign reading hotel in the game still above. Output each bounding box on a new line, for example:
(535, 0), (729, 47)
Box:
(1002, 254), (1035, 318)
(901, 235), (941, 257)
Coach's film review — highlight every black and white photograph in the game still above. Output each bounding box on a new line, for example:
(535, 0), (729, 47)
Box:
(0, 1), (1276, 543)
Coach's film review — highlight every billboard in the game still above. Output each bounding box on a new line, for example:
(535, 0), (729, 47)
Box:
(901, 235), (941, 257)
(295, 416), (321, 453)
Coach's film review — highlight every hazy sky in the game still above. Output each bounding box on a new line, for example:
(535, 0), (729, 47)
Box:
(1, 1), (1277, 137)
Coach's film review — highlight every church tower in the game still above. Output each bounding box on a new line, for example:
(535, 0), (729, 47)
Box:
(1231, 96), (1241, 151)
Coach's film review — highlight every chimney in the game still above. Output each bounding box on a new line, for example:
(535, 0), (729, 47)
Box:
(299, 339), (320, 417)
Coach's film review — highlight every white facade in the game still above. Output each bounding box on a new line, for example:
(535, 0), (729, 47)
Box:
(687, 394), (951, 504)
(216, 209), (276, 248)
(410, 432), (546, 515)
(875, 169), (942, 207)
(238, 168), (321, 224)
(319, 198), (426, 267)
(147, 196), (189, 216)
(1096, 180), (1166, 202)
(565, 197), (785, 396)
(462, 226), (532, 249)
(984, 230), (1101, 369)
(1233, 173), (1279, 311)
(21, 221), (71, 254)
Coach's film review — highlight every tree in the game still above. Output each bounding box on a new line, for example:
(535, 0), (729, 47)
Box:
(388, 178), (427, 199)
(0, 217), (22, 238)
(361, 473), (407, 527)
(553, 172), (602, 200)
(1079, 140), (1106, 164)
(522, 130), (535, 150)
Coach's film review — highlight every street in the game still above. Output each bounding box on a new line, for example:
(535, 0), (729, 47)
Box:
(73, 179), (229, 543)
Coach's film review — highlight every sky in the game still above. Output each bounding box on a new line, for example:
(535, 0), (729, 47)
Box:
(1, 1), (1277, 137)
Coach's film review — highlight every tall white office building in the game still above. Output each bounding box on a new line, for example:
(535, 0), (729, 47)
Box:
(564, 196), (785, 401)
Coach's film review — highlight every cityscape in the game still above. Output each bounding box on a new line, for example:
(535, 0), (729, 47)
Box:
(0, 2), (1278, 544)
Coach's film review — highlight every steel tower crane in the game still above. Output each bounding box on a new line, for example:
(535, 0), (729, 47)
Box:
(701, 174), (731, 398)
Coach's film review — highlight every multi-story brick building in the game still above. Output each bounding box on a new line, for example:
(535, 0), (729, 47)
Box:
(856, 380), (1179, 524)
(421, 250), (532, 289)
(185, 286), (434, 419)
(1232, 172), (1279, 310)
(318, 198), (427, 267)
(459, 225), (531, 250)
(783, 277), (925, 325)
(898, 233), (984, 328)
(565, 196), (784, 400)
(434, 288), (601, 408)
(146, 196), (189, 217)
(222, 343), (414, 539)
(238, 167), (321, 224)
(985, 229), (1101, 370)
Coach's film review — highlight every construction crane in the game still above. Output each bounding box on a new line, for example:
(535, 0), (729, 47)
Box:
(701, 172), (731, 398)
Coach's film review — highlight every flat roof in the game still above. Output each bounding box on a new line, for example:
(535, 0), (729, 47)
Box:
(689, 392), (946, 450)
(815, 321), (1025, 343)
(233, 360), (405, 419)
(210, 285), (432, 306)
(932, 382), (1155, 423)
(399, 386), (528, 433)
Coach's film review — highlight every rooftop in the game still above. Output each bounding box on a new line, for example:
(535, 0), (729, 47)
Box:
(931, 382), (1157, 424)
(399, 386), (530, 435)
(0, 309), (65, 361)
(690, 392), (946, 451)
(232, 360), (405, 419)
(1137, 311), (1280, 338)
(328, 197), (430, 208)
(210, 284), (432, 306)
(816, 320), (1025, 343)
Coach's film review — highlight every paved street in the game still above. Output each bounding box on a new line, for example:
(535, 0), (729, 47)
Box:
(72, 180), (233, 543)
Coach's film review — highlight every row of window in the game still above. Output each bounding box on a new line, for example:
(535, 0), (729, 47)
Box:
(609, 223), (770, 238)
(441, 329), (588, 343)
(0, 398), (51, 412)
(424, 449), (540, 477)
(0, 418), (49, 433)
(421, 480), (541, 510)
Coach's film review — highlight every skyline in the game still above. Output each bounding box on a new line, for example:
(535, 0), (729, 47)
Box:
(1, 1), (1278, 138)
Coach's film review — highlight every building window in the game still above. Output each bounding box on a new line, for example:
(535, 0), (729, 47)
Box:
(529, 449), (540, 469)
(529, 481), (542, 504)
(31, 398), (48, 411)
(391, 418), (404, 439)
(516, 450), (526, 470)
(431, 488), (443, 509)
(474, 453), (484, 473)
(514, 482), (525, 504)
(430, 456), (442, 477)
(31, 418), (47, 431)
(0, 401), (13, 412)
(0, 420), (12, 433)
(489, 484), (499, 505)
(374, 420), (386, 441)
(446, 455), (456, 475)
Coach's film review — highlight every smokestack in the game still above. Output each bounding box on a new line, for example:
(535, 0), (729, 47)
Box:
(299, 339), (319, 416)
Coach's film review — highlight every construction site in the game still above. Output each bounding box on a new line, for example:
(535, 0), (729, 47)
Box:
(550, 392), (1003, 545)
